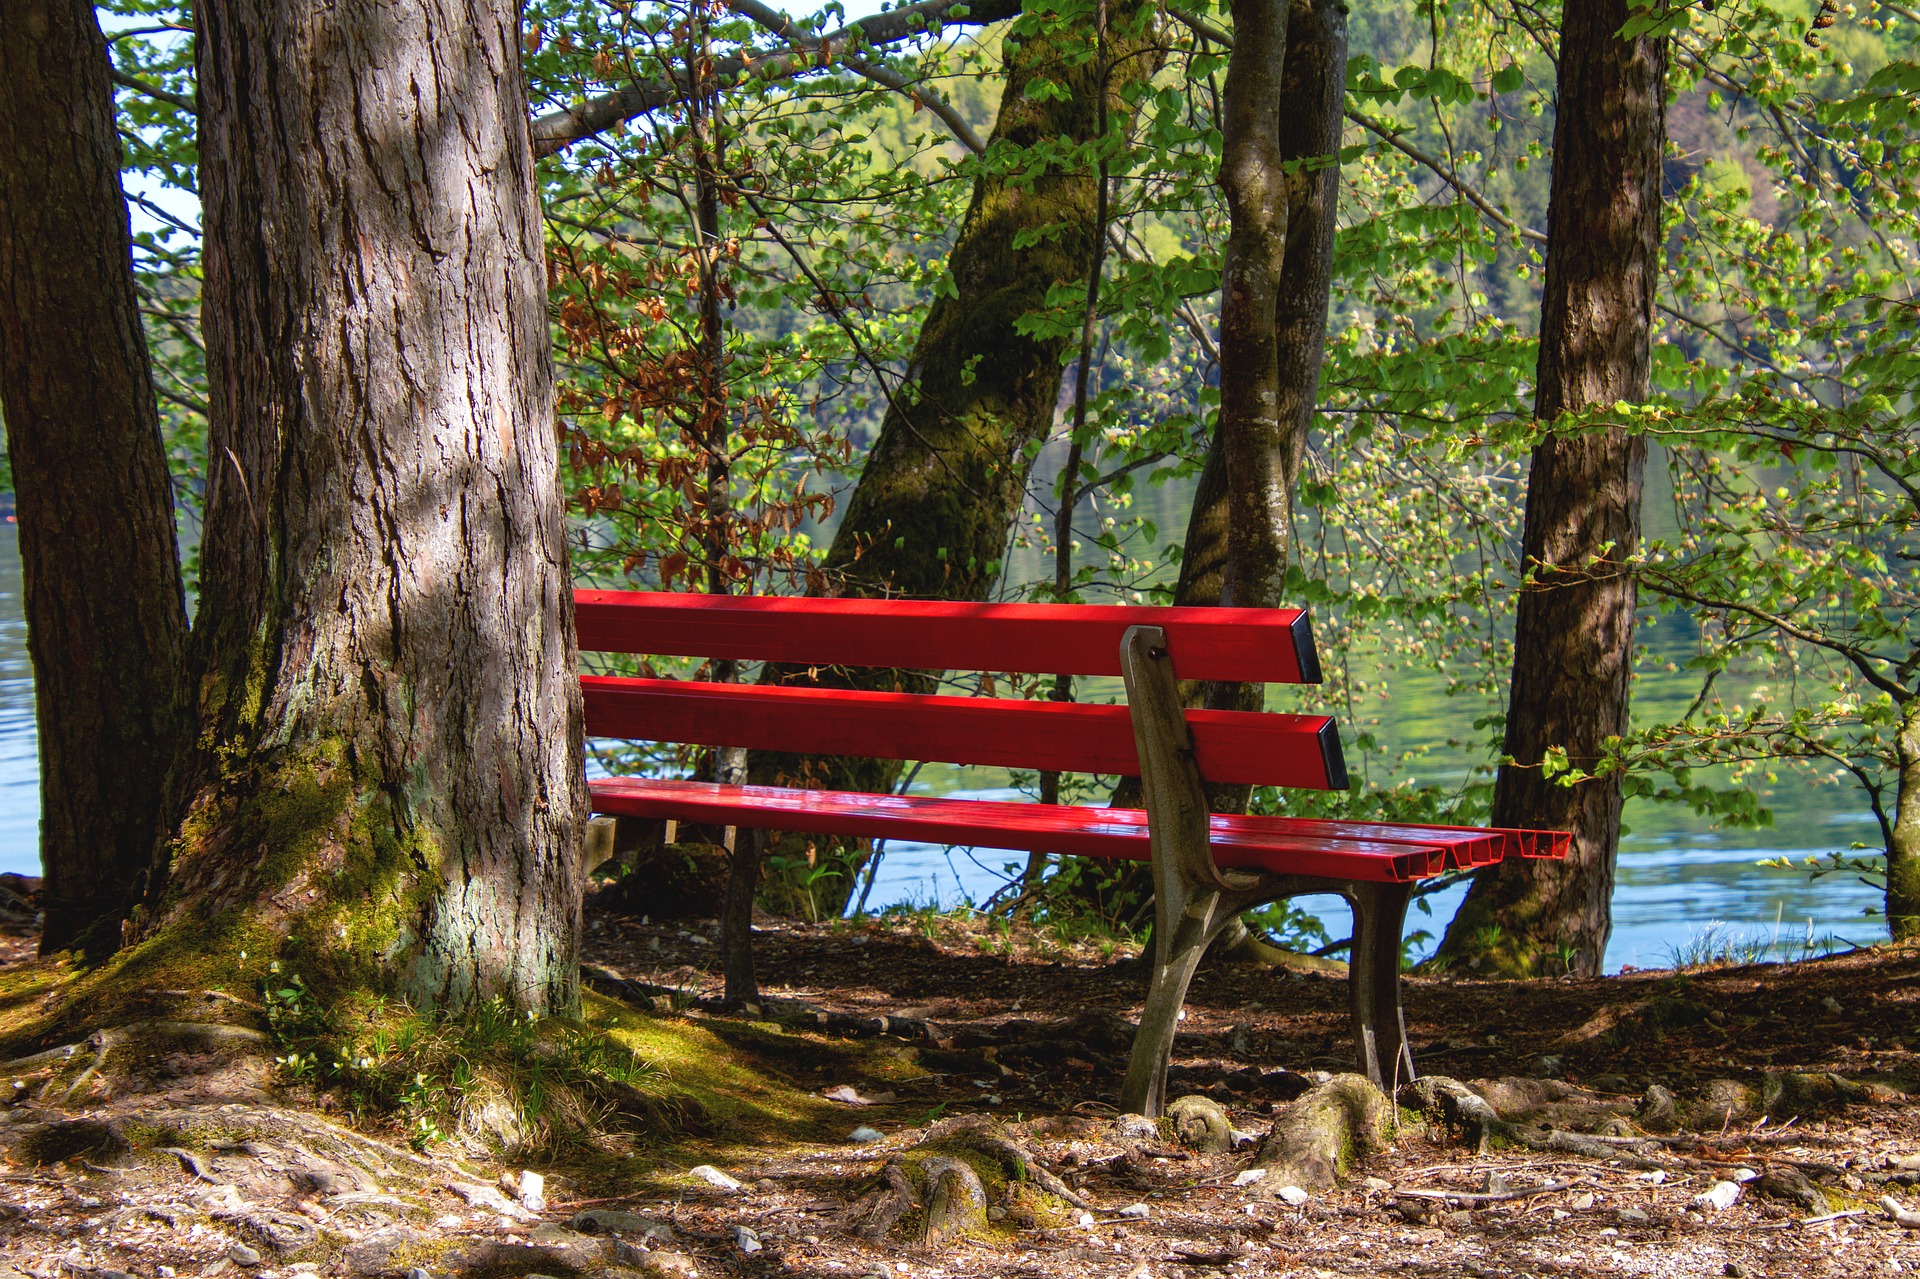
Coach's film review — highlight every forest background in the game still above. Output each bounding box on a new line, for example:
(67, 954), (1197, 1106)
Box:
(13, 0), (1920, 972)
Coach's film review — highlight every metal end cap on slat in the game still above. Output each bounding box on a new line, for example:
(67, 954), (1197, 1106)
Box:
(1317, 719), (1349, 790)
(1290, 611), (1324, 684)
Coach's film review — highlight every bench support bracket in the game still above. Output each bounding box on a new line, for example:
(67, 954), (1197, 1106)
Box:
(1116, 626), (1414, 1116)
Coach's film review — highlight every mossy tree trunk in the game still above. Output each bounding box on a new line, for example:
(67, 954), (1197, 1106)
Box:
(1436, 0), (1664, 978)
(0, 0), (191, 956)
(751, 0), (1159, 913)
(128, 0), (587, 1013)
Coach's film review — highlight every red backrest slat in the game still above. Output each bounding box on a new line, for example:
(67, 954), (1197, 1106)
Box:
(581, 677), (1344, 791)
(574, 590), (1322, 684)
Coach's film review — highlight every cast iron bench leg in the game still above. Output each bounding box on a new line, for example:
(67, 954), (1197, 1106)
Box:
(1345, 879), (1415, 1089)
(1116, 624), (1248, 1118)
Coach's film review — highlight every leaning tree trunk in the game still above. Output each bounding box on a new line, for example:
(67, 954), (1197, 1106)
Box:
(0, 0), (190, 956)
(747, 0), (1158, 915)
(1436, 0), (1664, 978)
(1092, 0), (1345, 930)
(810, 0), (1156, 613)
(128, 0), (586, 1013)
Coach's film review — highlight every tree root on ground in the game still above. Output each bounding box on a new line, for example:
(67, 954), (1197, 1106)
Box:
(1252, 1073), (1389, 1191)
(838, 1114), (1089, 1246)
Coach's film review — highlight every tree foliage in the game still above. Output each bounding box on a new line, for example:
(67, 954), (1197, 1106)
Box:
(83, 0), (1920, 949)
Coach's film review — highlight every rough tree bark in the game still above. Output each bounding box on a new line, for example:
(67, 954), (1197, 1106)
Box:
(1436, 0), (1665, 977)
(126, 0), (587, 1013)
(0, 0), (190, 956)
(1215, 0), (1294, 620)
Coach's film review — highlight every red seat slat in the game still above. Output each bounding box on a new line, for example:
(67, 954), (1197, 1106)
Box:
(587, 778), (1441, 884)
(575, 591), (1322, 684)
(582, 676), (1345, 791)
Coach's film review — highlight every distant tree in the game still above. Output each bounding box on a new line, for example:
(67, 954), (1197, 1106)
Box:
(0, 0), (190, 955)
(1436, 0), (1667, 976)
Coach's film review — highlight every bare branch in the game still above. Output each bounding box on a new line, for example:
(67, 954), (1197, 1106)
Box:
(731, 0), (986, 153)
(530, 0), (1018, 156)
(109, 69), (196, 114)
(1345, 108), (1548, 244)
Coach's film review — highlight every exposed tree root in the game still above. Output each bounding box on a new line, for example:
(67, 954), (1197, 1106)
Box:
(1253, 1073), (1389, 1191)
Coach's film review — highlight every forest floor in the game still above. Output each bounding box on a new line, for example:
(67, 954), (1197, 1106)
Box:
(1, 880), (1918, 1279)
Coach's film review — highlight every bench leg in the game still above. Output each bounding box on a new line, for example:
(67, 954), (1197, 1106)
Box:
(1118, 887), (1233, 1118)
(1345, 880), (1415, 1090)
(721, 827), (764, 1006)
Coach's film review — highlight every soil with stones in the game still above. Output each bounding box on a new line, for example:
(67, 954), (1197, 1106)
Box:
(2, 883), (1918, 1279)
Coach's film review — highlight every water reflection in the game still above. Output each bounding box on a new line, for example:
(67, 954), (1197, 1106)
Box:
(0, 522), (40, 878)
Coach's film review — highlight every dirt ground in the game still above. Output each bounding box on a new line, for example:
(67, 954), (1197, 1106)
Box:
(3, 888), (1919, 1279)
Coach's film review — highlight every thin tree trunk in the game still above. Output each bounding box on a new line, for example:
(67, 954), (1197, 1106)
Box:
(0, 0), (190, 956)
(131, 0), (586, 1013)
(1216, 0), (1292, 618)
(1032, 0), (1113, 875)
(1889, 699), (1920, 941)
(1099, 0), (1345, 933)
(1436, 0), (1665, 978)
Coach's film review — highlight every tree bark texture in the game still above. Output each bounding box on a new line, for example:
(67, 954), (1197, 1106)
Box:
(134, 0), (587, 1013)
(1095, 0), (1344, 925)
(1437, 0), (1664, 977)
(0, 0), (190, 955)
(750, 1), (1159, 869)
(1216, 0), (1291, 615)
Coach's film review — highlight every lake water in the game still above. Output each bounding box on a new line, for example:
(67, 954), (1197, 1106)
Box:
(0, 502), (1886, 971)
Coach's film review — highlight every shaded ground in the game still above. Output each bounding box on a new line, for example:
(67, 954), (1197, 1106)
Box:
(1, 886), (1917, 1279)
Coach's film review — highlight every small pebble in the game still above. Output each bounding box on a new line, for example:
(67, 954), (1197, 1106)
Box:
(1692, 1181), (1741, 1212)
(1117, 1203), (1150, 1218)
(1275, 1185), (1309, 1207)
(689, 1164), (744, 1192)
(405, 1270), (431, 1279)
(228, 1246), (261, 1268)
(1076, 1210), (1096, 1227)
(733, 1225), (762, 1253)
(1232, 1169), (1267, 1187)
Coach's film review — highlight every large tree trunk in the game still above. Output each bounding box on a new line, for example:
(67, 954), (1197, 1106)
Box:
(1436, 0), (1664, 978)
(0, 0), (190, 956)
(128, 0), (586, 1013)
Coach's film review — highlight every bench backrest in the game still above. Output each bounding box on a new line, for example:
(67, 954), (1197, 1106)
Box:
(576, 591), (1348, 792)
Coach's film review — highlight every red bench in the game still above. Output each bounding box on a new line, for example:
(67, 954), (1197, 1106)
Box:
(576, 590), (1566, 1115)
